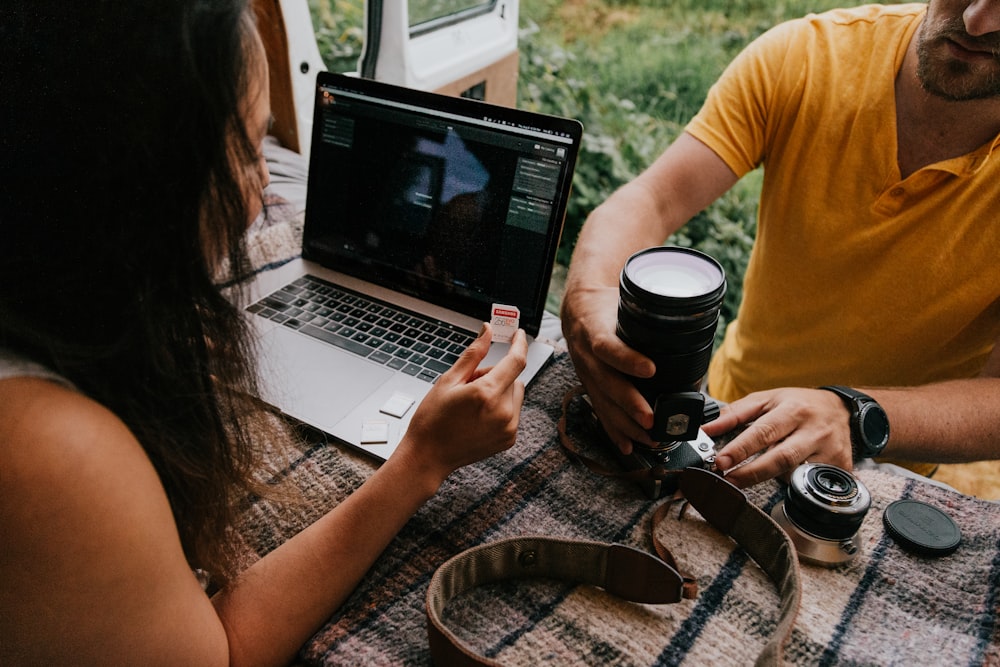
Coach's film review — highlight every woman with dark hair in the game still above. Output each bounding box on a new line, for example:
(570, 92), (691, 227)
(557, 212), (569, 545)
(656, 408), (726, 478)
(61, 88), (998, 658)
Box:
(0, 2), (527, 665)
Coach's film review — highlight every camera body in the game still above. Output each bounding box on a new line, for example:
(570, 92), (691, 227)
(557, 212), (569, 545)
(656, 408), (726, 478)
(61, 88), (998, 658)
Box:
(770, 463), (872, 566)
(614, 246), (727, 498)
(616, 398), (721, 498)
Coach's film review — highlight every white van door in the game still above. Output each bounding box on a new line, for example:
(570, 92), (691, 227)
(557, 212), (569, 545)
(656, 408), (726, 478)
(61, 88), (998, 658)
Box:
(255, 0), (519, 158)
(360, 0), (519, 106)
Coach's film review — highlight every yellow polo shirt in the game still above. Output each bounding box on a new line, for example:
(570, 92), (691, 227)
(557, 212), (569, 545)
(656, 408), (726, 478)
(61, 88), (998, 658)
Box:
(686, 5), (1000, 412)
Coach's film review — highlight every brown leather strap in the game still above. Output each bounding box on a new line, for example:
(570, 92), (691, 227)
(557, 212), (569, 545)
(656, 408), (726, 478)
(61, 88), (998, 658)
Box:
(426, 472), (802, 666)
(426, 390), (802, 666)
(426, 537), (687, 666)
(675, 467), (802, 666)
(650, 499), (699, 599)
(557, 384), (676, 483)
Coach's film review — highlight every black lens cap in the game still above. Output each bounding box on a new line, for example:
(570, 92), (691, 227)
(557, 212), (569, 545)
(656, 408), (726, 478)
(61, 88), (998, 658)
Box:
(883, 499), (961, 557)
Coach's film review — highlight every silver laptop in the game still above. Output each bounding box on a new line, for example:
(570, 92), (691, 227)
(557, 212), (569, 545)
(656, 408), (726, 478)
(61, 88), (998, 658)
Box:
(244, 71), (582, 460)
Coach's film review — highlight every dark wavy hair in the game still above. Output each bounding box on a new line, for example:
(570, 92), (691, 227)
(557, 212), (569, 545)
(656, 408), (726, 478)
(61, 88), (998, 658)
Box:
(1, 1), (274, 582)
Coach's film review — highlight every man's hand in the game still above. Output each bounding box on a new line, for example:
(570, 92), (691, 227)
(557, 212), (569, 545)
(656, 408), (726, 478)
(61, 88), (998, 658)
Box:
(561, 284), (658, 454)
(558, 134), (741, 456)
(703, 387), (854, 487)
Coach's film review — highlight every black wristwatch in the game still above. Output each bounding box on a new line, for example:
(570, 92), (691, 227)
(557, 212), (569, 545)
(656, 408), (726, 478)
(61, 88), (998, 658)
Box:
(818, 385), (890, 461)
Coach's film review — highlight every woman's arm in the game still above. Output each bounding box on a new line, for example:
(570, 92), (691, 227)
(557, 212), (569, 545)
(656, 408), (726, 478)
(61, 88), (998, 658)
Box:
(1, 324), (527, 667)
(213, 325), (528, 666)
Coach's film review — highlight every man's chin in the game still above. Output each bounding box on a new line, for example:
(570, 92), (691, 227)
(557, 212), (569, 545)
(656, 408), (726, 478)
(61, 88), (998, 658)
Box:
(917, 40), (1000, 101)
(918, 64), (1000, 101)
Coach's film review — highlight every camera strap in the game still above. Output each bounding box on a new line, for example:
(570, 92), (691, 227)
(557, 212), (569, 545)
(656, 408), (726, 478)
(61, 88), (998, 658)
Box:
(425, 388), (802, 667)
(557, 384), (679, 483)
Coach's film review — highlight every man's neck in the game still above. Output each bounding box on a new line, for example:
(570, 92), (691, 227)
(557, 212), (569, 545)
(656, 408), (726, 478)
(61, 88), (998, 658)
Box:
(895, 28), (1000, 180)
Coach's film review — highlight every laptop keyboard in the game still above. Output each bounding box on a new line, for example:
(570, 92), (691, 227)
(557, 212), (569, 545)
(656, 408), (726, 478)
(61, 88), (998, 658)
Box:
(246, 275), (476, 384)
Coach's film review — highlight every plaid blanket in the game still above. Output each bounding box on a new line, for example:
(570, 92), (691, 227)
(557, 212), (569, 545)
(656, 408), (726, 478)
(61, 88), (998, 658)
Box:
(236, 353), (1000, 666)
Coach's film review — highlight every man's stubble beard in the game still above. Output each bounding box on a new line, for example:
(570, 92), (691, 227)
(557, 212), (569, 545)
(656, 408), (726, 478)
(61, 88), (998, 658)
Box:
(916, 15), (1000, 101)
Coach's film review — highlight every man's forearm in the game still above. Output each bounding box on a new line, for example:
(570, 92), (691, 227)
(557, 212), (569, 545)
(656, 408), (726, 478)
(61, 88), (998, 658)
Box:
(870, 377), (1000, 463)
(564, 133), (739, 306)
(564, 186), (672, 298)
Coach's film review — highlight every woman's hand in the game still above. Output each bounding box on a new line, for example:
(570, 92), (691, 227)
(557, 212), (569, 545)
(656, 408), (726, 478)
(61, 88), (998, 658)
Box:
(398, 323), (528, 485)
(703, 387), (854, 487)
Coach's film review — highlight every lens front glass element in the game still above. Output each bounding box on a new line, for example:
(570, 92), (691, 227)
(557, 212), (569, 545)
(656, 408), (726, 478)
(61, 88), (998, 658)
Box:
(811, 467), (857, 502)
(626, 249), (724, 299)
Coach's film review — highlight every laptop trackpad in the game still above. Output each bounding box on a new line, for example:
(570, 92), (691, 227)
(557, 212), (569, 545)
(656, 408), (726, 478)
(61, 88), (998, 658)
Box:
(256, 326), (394, 434)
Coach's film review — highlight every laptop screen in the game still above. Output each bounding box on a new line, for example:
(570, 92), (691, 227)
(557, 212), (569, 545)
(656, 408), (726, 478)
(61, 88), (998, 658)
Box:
(302, 72), (582, 336)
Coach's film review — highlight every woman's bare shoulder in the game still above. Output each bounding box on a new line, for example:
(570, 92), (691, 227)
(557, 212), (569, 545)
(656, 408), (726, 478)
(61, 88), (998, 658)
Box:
(0, 376), (170, 527)
(0, 377), (229, 664)
(1, 376), (148, 484)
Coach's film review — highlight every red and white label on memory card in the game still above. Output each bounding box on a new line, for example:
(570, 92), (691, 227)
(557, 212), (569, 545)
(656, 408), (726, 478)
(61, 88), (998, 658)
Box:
(490, 303), (520, 344)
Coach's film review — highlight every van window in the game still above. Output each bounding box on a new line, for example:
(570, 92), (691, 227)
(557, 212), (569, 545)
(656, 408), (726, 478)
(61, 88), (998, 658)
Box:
(409, 0), (496, 33)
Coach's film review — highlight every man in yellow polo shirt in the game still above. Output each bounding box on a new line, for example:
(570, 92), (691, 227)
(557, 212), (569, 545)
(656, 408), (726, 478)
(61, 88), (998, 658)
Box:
(561, 2), (1000, 487)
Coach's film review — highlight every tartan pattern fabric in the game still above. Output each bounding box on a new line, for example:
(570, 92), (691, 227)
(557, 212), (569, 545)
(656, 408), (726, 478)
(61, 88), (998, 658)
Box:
(236, 354), (1000, 666)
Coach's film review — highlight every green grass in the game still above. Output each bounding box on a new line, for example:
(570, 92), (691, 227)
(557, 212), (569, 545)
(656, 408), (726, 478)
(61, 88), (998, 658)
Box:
(305, 0), (891, 327)
(308, 0), (365, 73)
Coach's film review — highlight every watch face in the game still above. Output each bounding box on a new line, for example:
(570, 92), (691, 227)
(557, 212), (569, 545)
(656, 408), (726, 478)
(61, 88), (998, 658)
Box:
(859, 404), (890, 451)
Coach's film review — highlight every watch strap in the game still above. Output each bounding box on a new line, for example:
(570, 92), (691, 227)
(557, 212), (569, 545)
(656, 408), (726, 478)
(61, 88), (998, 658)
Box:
(818, 385), (871, 403)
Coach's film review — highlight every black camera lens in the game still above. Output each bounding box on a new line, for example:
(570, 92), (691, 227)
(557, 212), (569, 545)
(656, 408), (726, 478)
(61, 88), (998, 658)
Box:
(786, 464), (871, 540)
(616, 247), (726, 440)
(771, 463), (872, 566)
